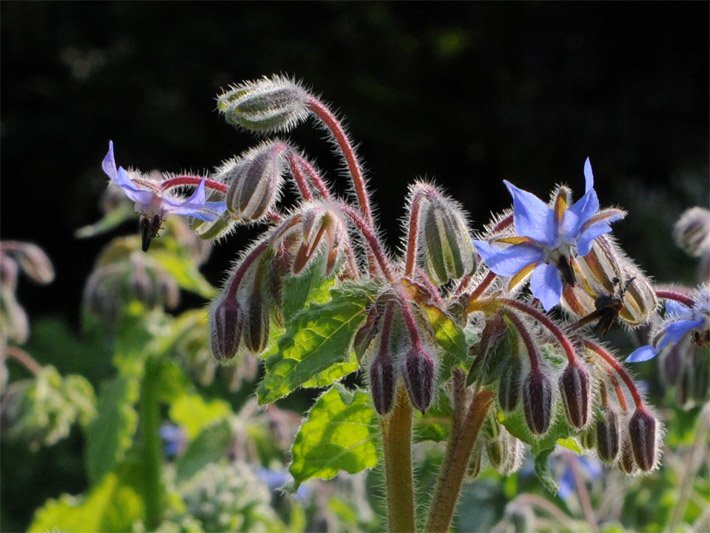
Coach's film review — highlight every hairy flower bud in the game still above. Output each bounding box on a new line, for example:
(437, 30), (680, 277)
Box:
(580, 426), (596, 450)
(595, 408), (621, 463)
(522, 370), (553, 435)
(618, 436), (638, 475)
(559, 362), (591, 429)
(353, 304), (381, 361)
(224, 142), (287, 222)
(293, 205), (345, 277)
(467, 445), (483, 480)
(209, 295), (242, 362)
(674, 207), (710, 257)
(8, 242), (55, 285)
(497, 355), (521, 413)
(243, 287), (269, 354)
(416, 189), (476, 285)
(217, 76), (310, 133)
(628, 408), (659, 472)
(369, 355), (397, 416)
(401, 346), (436, 413)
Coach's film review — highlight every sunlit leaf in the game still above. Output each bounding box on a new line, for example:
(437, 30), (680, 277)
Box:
(169, 392), (232, 440)
(290, 385), (379, 487)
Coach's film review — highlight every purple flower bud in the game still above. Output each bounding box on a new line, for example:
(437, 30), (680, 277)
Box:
(559, 362), (591, 429)
(292, 206), (345, 277)
(522, 370), (553, 435)
(369, 355), (397, 416)
(217, 75), (310, 133)
(243, 289), (270, 354)
(660, 342), (683, 386)
(674, 207), (710, 258)
(628, 408), (659, 472)
(401, 346), (436, 413)
(617, 437), (637, 475)
(209, 295), (242, 361)
(595, 408), (621, 463)
(225, 142), (287, 222)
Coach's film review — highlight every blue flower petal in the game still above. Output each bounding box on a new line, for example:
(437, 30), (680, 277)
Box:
(504, 181), (557, 247)
(102, 141), (118, 180)
(626, 345), (658, 363)
(665, 300), (690, 317)
(660, 318), (705, 348)
(530, 262), (563, 311)
(473, 240), (543, 277)
(583, 158), (594, 194)
(557, 466), (575, 501)
(577, 221), (613, 257)
(163, 180), (223, 221)
(561, 189), (600, 240)
(102, 141), (154, 206)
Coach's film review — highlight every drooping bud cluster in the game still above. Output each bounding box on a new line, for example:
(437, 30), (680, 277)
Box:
(292, 203), (347, 277)
(217, 75), (310, 133)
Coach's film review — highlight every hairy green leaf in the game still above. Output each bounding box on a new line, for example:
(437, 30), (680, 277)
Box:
(290, 386), (379, 487)
(282, 251), (334, 321)
(257, 283), (376, 404)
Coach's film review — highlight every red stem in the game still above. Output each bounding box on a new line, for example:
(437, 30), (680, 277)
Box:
(338, 204), (393, 282)
(656, 289), (695, 308)
(468, 271), (497, 301)
(502, 310), (541, 372)
(161, 176), (228, 194)
(308, 97), (372, 226)
(583, 339), (643, 408)
(500, 298), (578, 365)
(492, 213), (514, 233)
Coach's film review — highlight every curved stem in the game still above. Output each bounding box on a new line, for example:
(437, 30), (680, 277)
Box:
(466, 271), (497, 301)
(287, 152), (332, 200)
(161, 176), (228, 193)
(338, 204), (394, 282)
(425, 388), (494, 533)
(655, 289), (695, 308)
(308, 97), (372, 226)
(381, 385), (415, 533)
(583, 339), (643, 408)
(404, 184), (438, 276)
(3, 346), (42, 376)
(502, 310), (541, 372)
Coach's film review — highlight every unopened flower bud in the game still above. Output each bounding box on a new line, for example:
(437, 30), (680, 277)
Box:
(628, 408), (659, 472)
(595, 408), (621, 463)
(11, 242), (55, 285)
(497, 355), (521, 412)
(559, 362), (591, 429)
(353, 304), (381, 361)
(660, 342), (683, 386)
(522, 370), (553, 435)
(0, 253), (18, 291)
(217, 76), (310, 133)
(674, 207), (710, 257)
(401, 346), (436, 413)
(467, 445), (483, 480)
(243, 289), (270, 354)
(225, 142), (287, 222)
(617, 437), (638, 475)
(417, 190), (476, 285)
(293, 205), (345, 276)
(369, 355), (397, 416)
(209, 295), (242, 361)
(580, 426), (596, 450)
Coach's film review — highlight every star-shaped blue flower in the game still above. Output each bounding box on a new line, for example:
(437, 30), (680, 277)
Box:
(626, 288), (709, 362)
(474, 159), (625, 311)
(102, 141), (226, 222)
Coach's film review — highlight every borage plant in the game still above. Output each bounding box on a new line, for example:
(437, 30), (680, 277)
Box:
(100, 75), (708, 532)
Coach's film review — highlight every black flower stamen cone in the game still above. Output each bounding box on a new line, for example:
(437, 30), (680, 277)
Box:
(522, 370), (553, 435)
(559, 362), (591, 429)
(370, 355), (396, 416)
(628, 408), (658, 471)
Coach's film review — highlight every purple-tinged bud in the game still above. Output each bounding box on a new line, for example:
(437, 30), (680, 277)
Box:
(292, 205), (345, 277)
(617, 437), (638, 475)
(497, 355), (521, 413)
(224, 142), (287, 222)
(674, 207), (710, 258)
(243, 290), (270, 354)
(559, 362), (591, 429)
(353, 304), (381, 361)
(9, 242), (55, 285)
(217, 76), (310, 133)
(522, 370), (553, 435)
(369, 355), (397, 416)
(401, 346), (436, 413)
(660, 342), (683, 386)
(209, 295), (242, 361)
(417, 190), (476, 285)
(628, 408), (659, 472)
(595, 408), (621, 463)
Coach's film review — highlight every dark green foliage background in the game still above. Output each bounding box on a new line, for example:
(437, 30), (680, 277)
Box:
(1, 2), (708, 529)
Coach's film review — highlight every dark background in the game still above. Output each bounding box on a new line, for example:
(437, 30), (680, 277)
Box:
(2, 1), (708, 331)
(1, 3), (708, 529)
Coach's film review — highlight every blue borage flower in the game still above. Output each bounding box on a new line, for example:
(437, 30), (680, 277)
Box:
(627, 285), (710, 362)
(102, 141), (226, 223)
(474, 159), (625, 311)
(557, 453), (602, 502)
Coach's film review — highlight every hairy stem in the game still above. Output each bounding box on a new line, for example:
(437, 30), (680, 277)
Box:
(583, 340), (643, 408)
(338, 204), (394, 282)
(140, 358), (163, 529)
(3, 346), (42, 376)
(655, 289), (695, 308)
(161, 176), (228, 193)
(425, 388), (494, 533)
(381, 385), (415, 533)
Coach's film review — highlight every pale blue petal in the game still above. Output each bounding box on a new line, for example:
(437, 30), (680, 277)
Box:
(115, 167), (154, 206)
(102, 141), (118, 180)
(626, 345), (658, 363)
(664, 300), (690, 318)
(659, 318), (705, 348)
(530, 262), (563, 311)
(561, 189), (599, 239)
(473, 240), (543, 277)
(163, 180), (226, 221)
(504, 181), (557, 247)
(577, 221), (613, 257)
(557, 467), (574, 501)
(583, 158), (594, 193)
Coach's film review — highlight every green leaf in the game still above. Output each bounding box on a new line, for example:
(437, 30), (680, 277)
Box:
(418, 301), (468, 378)
(301, 352), (360, 389)
(257, 283), (376, 404)
(169, 392), (232, 440)
(29, 471), (143, 533)
(499, 407), (572, 455)
(414, 393), (453, 443)
(85, 375), (140, 485)
(176, 419), (233, 483)
(290, 386), (379, 488)
(150, 248), (216, 299)
(74, 203), (136, 239)
(534, 448), (558, 493)
(282, 252), (335, 321)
